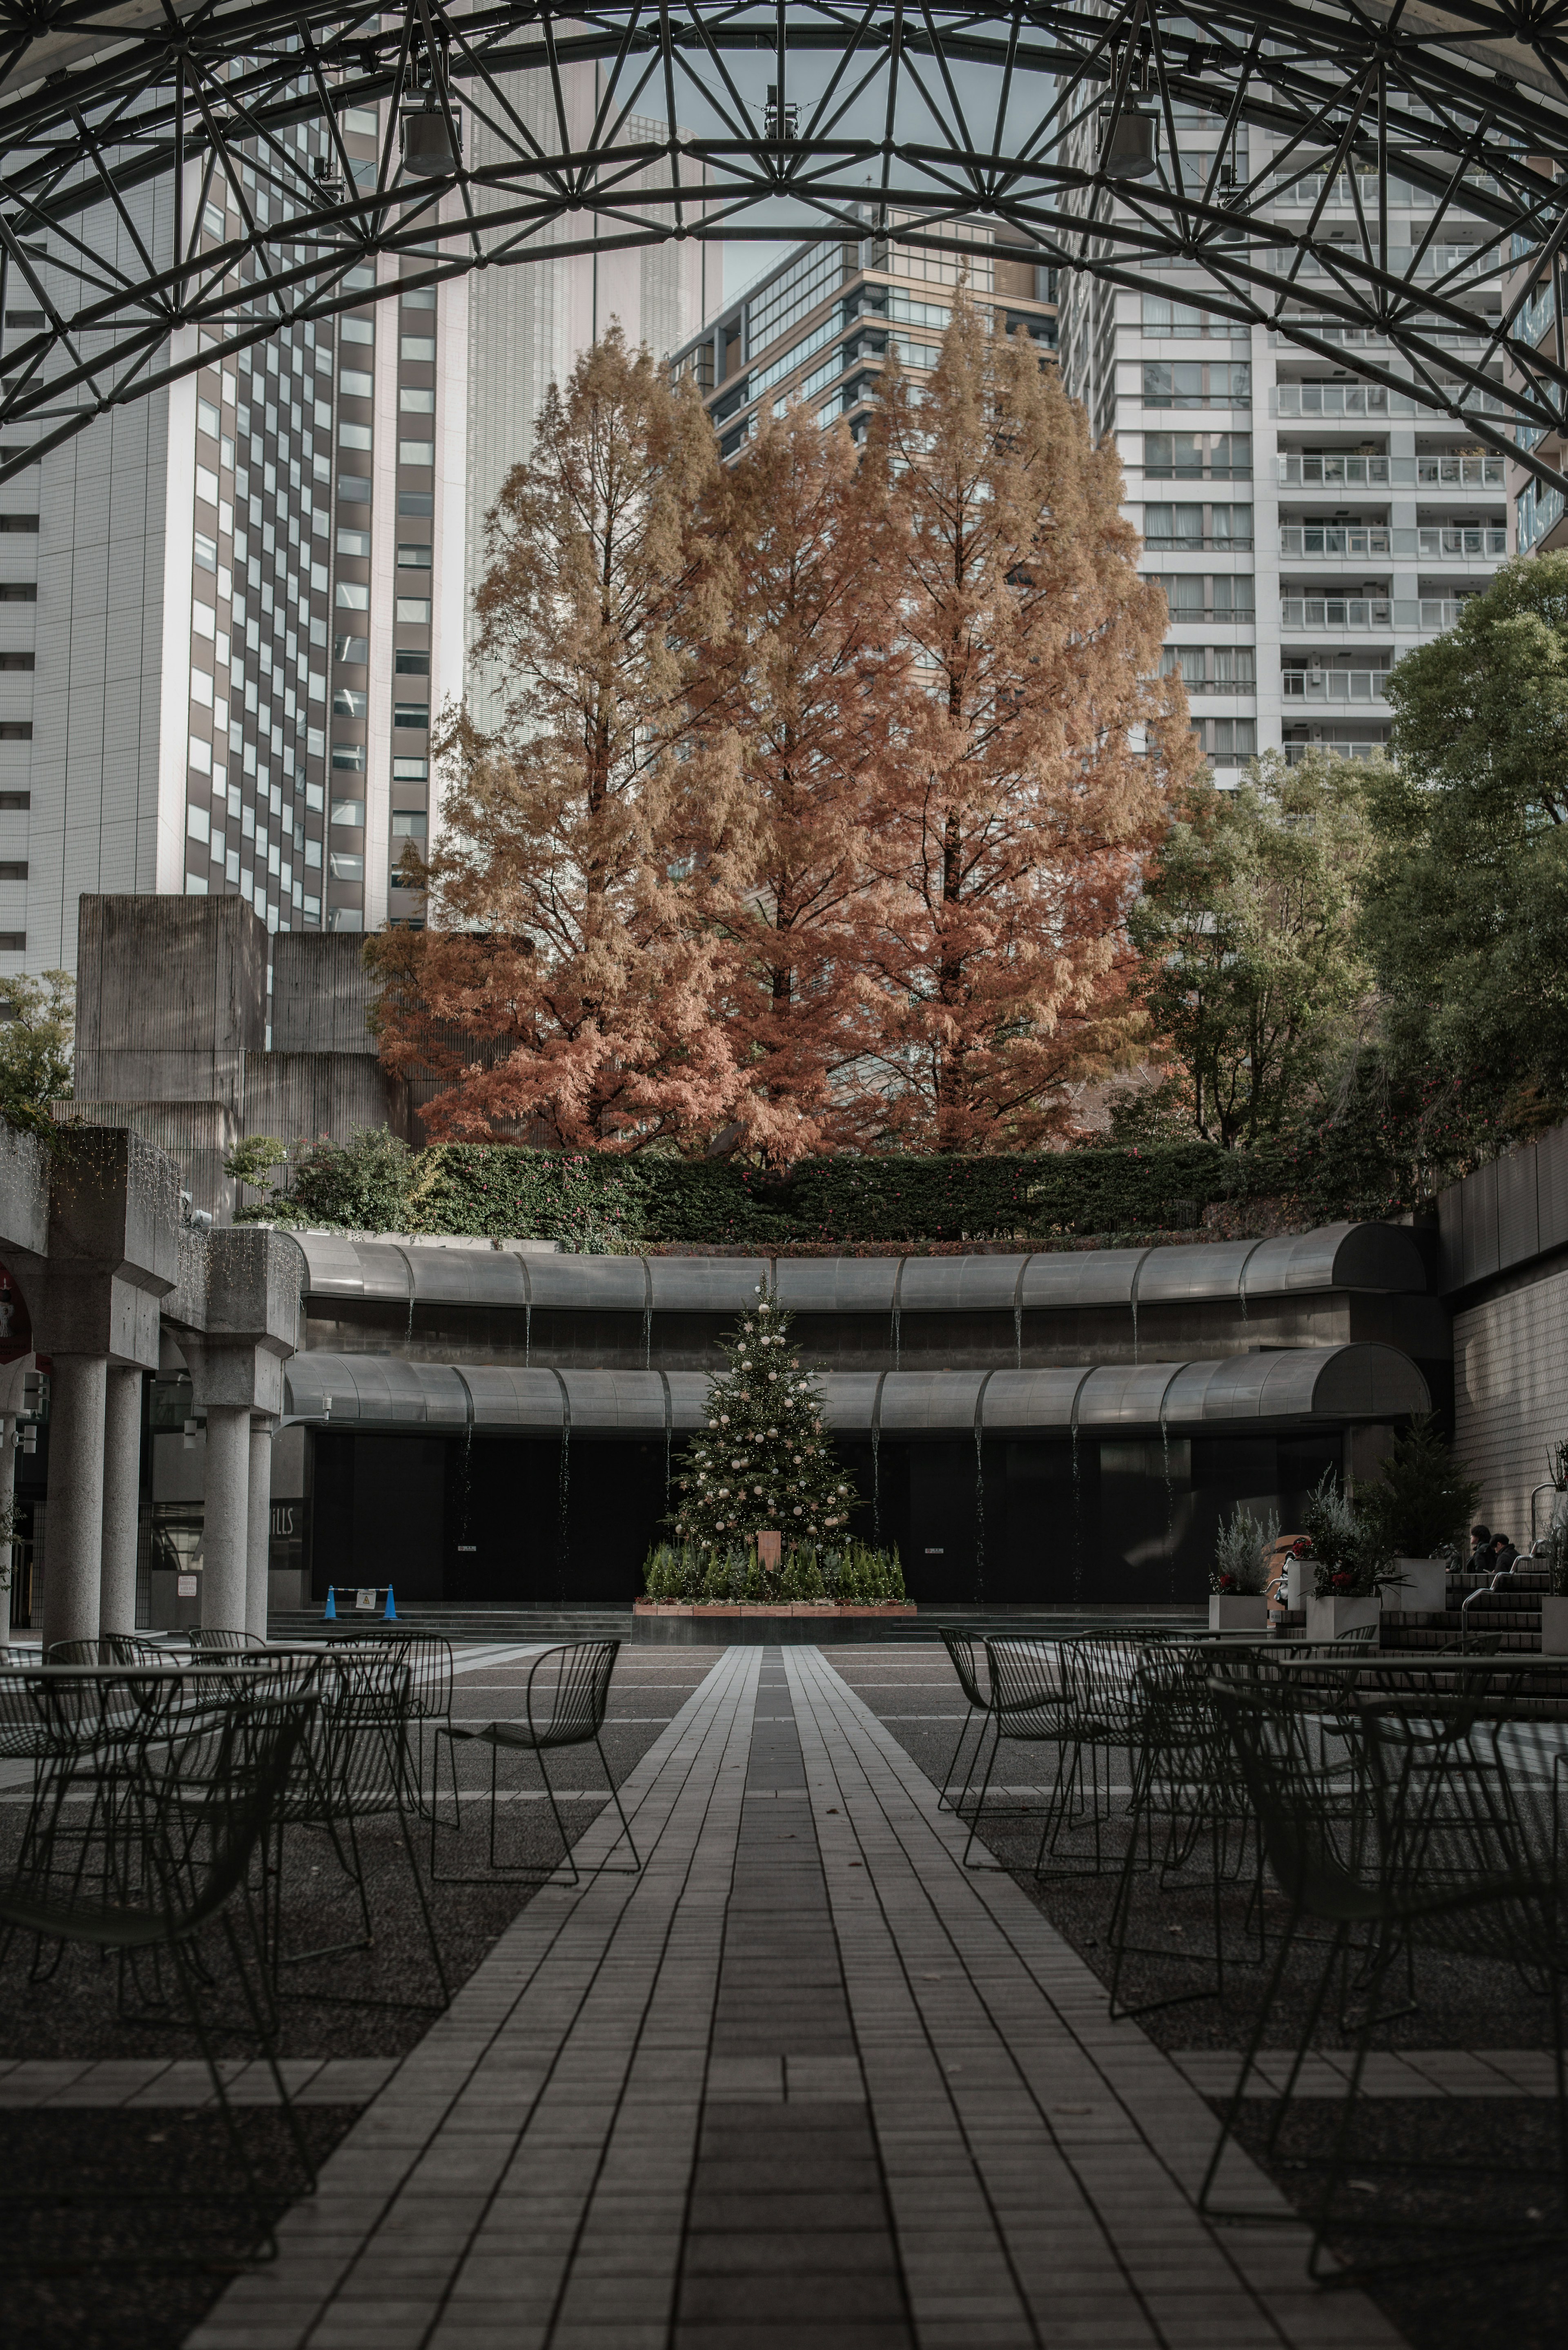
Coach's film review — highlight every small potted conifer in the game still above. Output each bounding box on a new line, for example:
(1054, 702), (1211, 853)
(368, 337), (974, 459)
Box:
(1208, 1503), (1278, 1631)
(1299, 1471), (1399, 1643)
(1358, 1414), (1481, 1615)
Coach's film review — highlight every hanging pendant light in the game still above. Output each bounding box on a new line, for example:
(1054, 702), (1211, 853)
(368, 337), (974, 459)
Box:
(401, 101), (461, 177)
(1100, 103), (1159, 180)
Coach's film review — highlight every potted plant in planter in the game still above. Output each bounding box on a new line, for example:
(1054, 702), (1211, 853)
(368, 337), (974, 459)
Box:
(1357, 1414), (1481, 1614)
(1209, 1503), (1279, 1630)
(1543, 1513), (1568, 1655)
(1299, 1471), (1399, 1643)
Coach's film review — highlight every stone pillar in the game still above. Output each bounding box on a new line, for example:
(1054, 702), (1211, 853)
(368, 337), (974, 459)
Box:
(40, 1352), (108, 1652)
(99, 1367), (143, 1637)
(200, 1403), (251, 1634)
(247, 1416), (274, 1643)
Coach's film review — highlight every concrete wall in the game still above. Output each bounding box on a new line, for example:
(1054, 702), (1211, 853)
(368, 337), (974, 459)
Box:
(1452, 1266), (1568, 1550)
(55, 1100), (241, 1225)
(75, 894), (265, 1105)
(271, 934), (379, 1053)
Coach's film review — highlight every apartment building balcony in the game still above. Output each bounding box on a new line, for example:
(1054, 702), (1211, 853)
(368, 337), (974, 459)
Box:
(1271, 382), (1510, 421)
(1282, 736), (1389, 765)
(1278, 524), (1507, 559)
(1277, 451), (1505, 489)
(1281, 666), (1390, 705)
(1280, 595), (1473, 631)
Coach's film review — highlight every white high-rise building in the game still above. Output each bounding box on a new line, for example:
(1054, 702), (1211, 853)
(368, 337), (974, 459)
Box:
(1060, 101), (1510, 781)
(0, 73), (700, 982)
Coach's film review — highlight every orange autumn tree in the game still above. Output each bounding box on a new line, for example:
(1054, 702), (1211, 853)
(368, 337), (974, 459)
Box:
(853, 297), (1198, 1149)
(693, 403), (895, 1159)
(367, 327), (743, 1148)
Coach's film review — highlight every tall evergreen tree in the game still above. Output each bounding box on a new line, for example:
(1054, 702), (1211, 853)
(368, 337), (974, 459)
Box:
(671, 1287), (859, 1550)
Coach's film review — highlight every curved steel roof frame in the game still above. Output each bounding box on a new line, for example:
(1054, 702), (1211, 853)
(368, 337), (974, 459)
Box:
(1, 4), (1566, 487)
(282, 1341), (1430, 1432)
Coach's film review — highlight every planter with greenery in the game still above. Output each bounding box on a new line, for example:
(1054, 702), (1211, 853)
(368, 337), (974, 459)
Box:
(638, 1538), (909, 1613)
(1208, 1503), (1278, 1629)
(1298, 1471), (1396, 1641)
(1357, 1413), (1480, 1612)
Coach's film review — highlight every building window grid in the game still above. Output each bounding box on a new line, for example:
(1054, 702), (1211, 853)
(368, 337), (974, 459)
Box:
(183, 97), (400, 932)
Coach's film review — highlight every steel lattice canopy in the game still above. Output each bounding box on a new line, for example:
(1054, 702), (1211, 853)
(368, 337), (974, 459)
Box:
(0, 2), (1564, 487)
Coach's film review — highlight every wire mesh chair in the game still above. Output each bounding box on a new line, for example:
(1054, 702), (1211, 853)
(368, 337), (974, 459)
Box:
(1104, 1643), (1263, 2020)
(936, 1628), (1070, 1815)
(960, 1637), (1078, 1869)
(45, 1637), (168, 1667)
(188, 1627), (270, 1654)
(376, 1633), (456, 1818)
(262, 1647), (448, 2011)
(1200, 1672), (1567, 2279)
(1026, 1634), (1163, 1877)
(430, 1640), (639, 1885)
(0, 1687), (319, 2270)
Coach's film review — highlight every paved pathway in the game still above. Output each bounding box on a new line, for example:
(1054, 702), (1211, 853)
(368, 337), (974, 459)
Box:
(186, 1645), (1408, 2350)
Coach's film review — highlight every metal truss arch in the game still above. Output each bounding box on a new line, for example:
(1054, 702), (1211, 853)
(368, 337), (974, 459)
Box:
(0, 2), (1566, 488)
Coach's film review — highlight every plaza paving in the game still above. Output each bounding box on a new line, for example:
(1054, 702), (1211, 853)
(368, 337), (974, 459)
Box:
(178, 1644), (1409, 2350)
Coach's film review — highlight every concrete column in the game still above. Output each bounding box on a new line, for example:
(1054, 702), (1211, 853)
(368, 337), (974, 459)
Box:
(40, 1352), (108, 1652)
(99, 1367), (143, 1637)
(200, 1403), (251, 1634)
(246, 1416), (274, 1643)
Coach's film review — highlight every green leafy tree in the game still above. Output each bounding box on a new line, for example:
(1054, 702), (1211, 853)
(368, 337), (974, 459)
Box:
(235, 1125), (414, 1231)
(223, 1135), (289, 1207)
(670, 1286), (860, 1556)
(1359, 1413), (1481, 1560)
(1364, 553), (1568, 1123)
(0, 969), (73, 1135)
(1126, 751), (1375, 1148)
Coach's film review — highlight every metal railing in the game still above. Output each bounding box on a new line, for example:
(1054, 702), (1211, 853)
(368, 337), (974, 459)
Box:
(1279, 526), (1392, 557)
(1280, 596), (1471, 629)
(1277, 525), (1506, 558)
(1417, 453), (1506, 484)
(1278, 453), (1505, 487)
(1272, 382), (1509, 420)
(1283, 739), (1387, 765)
(1281, 669), (1390, 702)
(1279, 453), (1390, 486)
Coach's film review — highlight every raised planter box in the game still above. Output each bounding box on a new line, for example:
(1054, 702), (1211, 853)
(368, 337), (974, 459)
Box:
(635, 1600), (916, 1619)
(1540, 1594), (1568, 1655)
(1209, 1594), (1268, 1631)
(1303, 1593), (1381, 1643)
(1387, 1557), (1449, 1613)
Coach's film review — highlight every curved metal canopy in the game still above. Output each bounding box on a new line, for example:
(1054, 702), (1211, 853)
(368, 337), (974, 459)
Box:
(291, 1220), (1428, 1316)
(2, 4), (1567, 487)
(281, 1340), (1430, 1433)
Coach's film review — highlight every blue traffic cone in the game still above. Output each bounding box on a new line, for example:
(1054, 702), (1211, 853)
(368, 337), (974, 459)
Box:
(323, 1587), (337, 1621)
(383, 1585), (397, 1621)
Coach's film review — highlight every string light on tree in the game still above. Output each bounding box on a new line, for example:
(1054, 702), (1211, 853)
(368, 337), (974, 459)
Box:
(671, 1284), (860, 1554)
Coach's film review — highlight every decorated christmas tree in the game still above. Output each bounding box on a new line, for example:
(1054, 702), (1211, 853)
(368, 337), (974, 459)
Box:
(671, 1285), (860, 1553)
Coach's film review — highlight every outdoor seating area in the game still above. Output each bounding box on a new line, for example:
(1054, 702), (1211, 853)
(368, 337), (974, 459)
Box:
(0, 1630), (707, 2340)
(2, 1623), (1562, 2350)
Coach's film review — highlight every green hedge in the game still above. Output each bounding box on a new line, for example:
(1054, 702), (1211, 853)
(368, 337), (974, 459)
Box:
(257, 1134), (1301, 1242)
(247, 1121), (1425, 1244)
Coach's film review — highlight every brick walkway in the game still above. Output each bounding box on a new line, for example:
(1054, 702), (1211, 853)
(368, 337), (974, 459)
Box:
(187, 1646), (1408, 2350)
